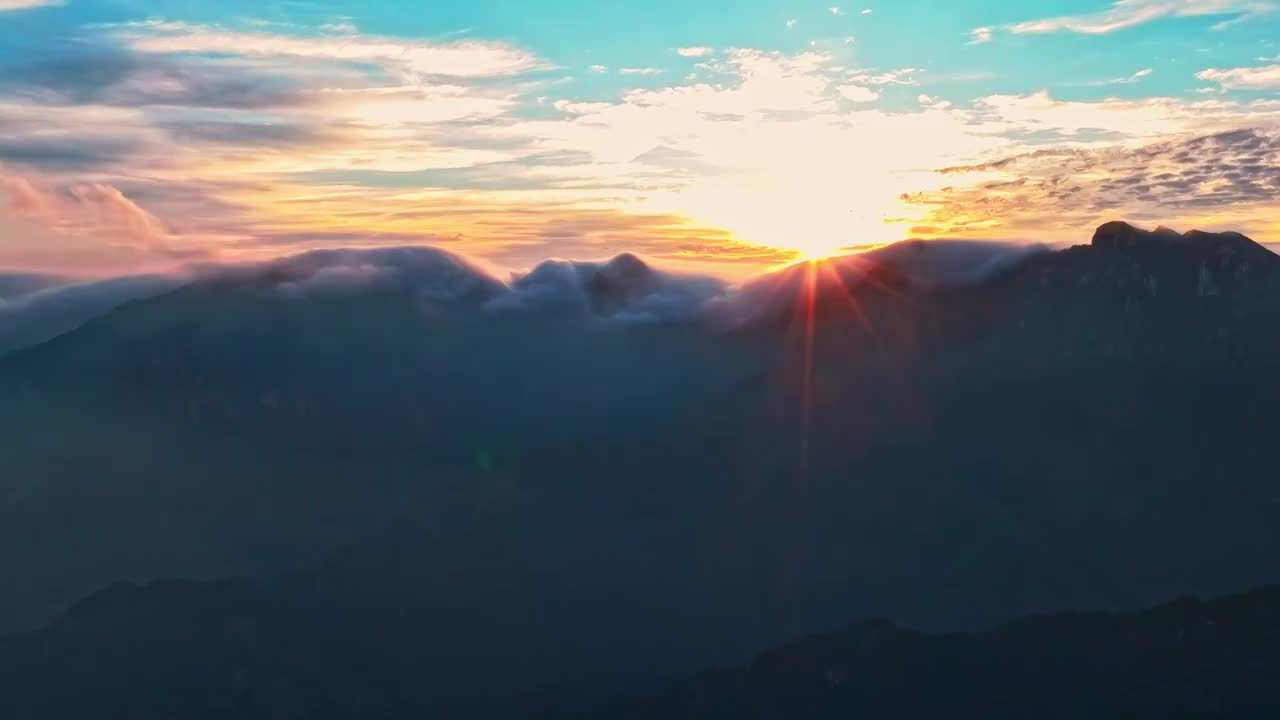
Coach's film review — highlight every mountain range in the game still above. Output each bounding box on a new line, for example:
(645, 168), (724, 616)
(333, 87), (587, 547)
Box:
(1, 221), (1279, 718)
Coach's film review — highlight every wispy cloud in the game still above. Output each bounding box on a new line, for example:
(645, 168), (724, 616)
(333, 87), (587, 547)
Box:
(0, 165), (206, 270)
(0, 0), (61, 9)
(677, 47), (713, 57)
(111, 20), (546, 79)
(848, 67), (922, 85)
(619, 67), (663, 76)
(1076, 67), (1154, 86)
(785, 18), (798, 28)
(1198, 62), (1280, 88)
(976, 1), (1276, 42)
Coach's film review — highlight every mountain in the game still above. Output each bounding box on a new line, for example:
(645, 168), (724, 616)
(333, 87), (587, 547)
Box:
(1, 222), (1280, 718)
(0, 247), (741, 631)
(0, 273), (181, 356)
(560, 584), (1280, 720)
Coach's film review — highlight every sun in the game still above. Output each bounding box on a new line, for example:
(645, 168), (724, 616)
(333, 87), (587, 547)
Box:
(654, 173), (912, 262)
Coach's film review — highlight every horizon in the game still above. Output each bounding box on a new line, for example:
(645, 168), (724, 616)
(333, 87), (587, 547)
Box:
(1, 1), (1279, 278)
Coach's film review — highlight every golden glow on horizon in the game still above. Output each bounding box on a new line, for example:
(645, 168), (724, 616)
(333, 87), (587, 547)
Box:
(4, 19), (1279, 278)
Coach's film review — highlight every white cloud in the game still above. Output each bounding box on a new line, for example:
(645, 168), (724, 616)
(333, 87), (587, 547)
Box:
(1079, 67), (1154, 85)
(112, 20), (545, 79)
(978, 1), (1276, 40)
(619, 67), (664, 76)
(969, 27), (993, 44)
(0, 0), (61, 9)
(917, 94), (953, 110)
(785, 18), (798, 28)
(848, 67), (921, 85)
(838, 85), (880, 102)
(1198, 63), (1280, 88)
(830, 7), (842, 14)
(591, 64), (609, 73)
(862, 8), (873, 14)
(677, 47), (713, 57)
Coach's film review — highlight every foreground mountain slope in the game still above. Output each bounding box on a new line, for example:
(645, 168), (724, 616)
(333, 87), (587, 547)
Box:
(563, 584), (1280, 720)
(1, 224), (1280, 718)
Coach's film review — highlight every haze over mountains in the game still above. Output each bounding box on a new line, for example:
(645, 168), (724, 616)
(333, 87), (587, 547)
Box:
(2, 222), (1280, 718)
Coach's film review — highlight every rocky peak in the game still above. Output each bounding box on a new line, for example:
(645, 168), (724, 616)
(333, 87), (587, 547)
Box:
(1085, 221), (1280, 297)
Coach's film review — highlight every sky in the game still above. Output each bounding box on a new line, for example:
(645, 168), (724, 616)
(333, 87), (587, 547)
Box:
(0, 0), (1278, 277)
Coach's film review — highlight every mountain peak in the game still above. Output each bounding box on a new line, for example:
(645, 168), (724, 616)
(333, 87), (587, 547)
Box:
(1091, 221), (1268, 259)
(1090, 221), (1175, 252)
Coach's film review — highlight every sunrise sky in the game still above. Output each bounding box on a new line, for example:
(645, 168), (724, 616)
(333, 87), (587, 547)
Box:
(1, 0), (1279, 277)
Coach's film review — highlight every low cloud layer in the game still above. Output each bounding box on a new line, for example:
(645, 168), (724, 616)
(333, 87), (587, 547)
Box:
(0, 236), (1075, 361)
(0, 273), (184, 355)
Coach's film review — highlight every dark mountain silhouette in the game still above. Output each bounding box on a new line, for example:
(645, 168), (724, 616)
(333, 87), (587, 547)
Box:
(1, 222), (1279, 718)
(0, 247), (739, 630)
(560, 584), (1280, 720)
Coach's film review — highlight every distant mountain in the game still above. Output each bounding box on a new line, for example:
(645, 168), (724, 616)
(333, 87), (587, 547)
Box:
(561, 584), (1280, 720)
(2, 222), (1280, 718)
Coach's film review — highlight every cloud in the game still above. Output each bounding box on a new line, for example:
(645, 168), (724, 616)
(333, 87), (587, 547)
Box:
(0, 0), (60, 9)
(590, 64), (609, 73)
(492, 253), (730, 323)
(1118, 67), (1154, 83)
(0, 136), (141, 170)
(0, 272), (66, 301)
(0, 167), (207, 266)
(677, 47), (713, 58)
(830, 7), (843, 15)
(3, 15), (1279, 279)
(838, 85), (880, 102)
(1198, 63), (1280, 89)
(847, 67), (921, 85)
(977, 1), (1276, 41)
(204, 244), (738, 328)
(904, 128), (1280, 240)
(619, 67), (663, 76)
(785, 19), (798, 28)
(111, 20), (545, 79)
(1077, 68), (1154, 86)
(969, 27), (993, 44)
(862, 8), (873, 14)
(0, 232), (1055, 364)
(856, 239), (1053, 287)
(0, 53), (318, 110)
(0, 273), (184, 356)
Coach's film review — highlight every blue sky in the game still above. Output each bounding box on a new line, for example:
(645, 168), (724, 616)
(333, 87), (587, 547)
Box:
(1, 0), (1278, 275)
